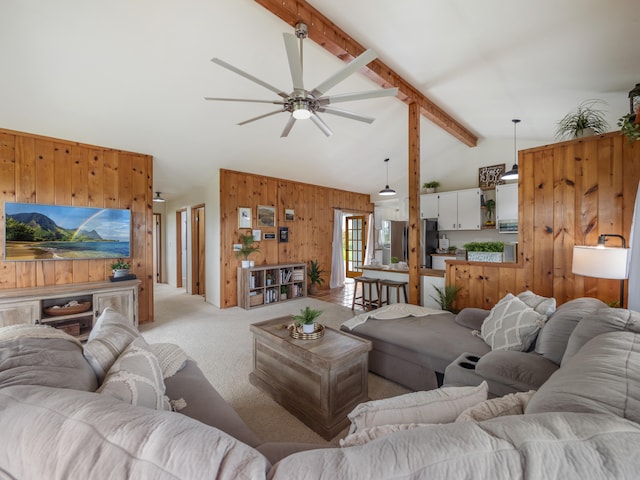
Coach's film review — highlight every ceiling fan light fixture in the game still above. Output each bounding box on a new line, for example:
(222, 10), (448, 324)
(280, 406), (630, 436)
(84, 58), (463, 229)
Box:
(379, 158), (396, 196)
(501, 119), (521, 181)
(292, 100), (312, 120)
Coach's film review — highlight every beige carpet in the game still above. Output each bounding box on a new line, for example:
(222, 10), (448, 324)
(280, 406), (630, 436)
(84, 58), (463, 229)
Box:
(140, 283), (409, 446)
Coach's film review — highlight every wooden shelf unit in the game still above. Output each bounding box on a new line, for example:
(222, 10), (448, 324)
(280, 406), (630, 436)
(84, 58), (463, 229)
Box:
(0, 279), (140, 341)
(238, 263), (306, 309)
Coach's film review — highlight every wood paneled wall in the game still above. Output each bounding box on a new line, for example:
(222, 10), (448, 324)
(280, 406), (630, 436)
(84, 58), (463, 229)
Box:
(446, 132), (640, 310)
(220, 169), (373, 308)
(0, 129), (154, 323)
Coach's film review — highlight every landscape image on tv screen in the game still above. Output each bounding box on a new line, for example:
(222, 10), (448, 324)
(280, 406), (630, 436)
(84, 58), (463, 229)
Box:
(4, 202), (131, 261)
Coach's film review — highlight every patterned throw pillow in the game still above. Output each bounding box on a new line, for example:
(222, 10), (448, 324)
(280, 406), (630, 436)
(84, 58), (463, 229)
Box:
(98, 336), (170, 411)
(84, 308), (140, 383)
(517, 290), (557, 317)
(480, 294), (547, 351)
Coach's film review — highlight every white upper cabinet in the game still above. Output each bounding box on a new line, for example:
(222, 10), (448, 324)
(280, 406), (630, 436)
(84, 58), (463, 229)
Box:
(420, 193), (438, 219)
(437, 188), (482, 231)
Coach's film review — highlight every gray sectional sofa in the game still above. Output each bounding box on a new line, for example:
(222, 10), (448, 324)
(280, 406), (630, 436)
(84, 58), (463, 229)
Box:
(341, 295), (609, 397)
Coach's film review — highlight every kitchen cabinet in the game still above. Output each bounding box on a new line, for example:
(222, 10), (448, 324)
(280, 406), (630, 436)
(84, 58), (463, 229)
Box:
(0, 280), (140, 340)
(420, 193), (438, 219)
(496, 183), (518, 233)
(437, 188), (482, 231)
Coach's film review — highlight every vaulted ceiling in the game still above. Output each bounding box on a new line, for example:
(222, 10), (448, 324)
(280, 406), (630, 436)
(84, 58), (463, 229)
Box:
(1, 0), (638, 201)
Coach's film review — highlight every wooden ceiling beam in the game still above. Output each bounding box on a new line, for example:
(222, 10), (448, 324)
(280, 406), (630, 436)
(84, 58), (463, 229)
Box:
(254, 0), (478, 147)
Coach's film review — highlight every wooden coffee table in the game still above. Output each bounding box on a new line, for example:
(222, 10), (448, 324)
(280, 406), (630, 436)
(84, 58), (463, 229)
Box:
(249, 316), (372, 440)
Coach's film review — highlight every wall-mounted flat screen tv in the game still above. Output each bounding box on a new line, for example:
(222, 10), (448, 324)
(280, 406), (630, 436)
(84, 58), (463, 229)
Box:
(4, 202), (131, 261)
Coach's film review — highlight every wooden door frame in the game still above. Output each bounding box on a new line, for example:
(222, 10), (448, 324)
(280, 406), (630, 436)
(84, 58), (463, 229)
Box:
(176, 208), (185, 288)
(191, 204), (205, 296)
(153, 213), (162, 283)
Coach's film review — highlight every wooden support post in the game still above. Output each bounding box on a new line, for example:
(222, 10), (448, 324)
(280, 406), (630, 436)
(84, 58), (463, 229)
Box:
(408, 102), (421, 305)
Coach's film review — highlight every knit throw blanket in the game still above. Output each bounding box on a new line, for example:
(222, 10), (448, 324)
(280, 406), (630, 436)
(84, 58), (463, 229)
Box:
(0, 323), (83, 347)
(342, 304), (443, 330)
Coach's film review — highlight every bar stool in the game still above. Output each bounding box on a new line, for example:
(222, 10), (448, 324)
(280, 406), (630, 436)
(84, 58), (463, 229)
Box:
(351, 277), (380, 311)
(377, 279), (408, 307)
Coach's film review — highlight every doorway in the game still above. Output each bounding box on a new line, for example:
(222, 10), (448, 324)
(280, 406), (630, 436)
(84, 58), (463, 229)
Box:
(175, 209), (187, 288)
(153, 213), (162, 283)
(191, 204), (205, 296)
(345, 215), (366, 278)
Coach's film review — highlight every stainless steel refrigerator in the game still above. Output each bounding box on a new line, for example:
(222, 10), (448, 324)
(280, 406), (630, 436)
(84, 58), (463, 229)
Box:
(381, 219), (439, 267)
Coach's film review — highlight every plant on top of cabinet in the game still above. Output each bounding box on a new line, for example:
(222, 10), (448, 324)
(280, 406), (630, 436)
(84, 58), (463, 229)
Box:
(111, 259), (131, 278)
(422, 181), (440, 193)
(464, 241), (504, 263)
(555, 99), (609, 140)
(237, 232), (260, 268)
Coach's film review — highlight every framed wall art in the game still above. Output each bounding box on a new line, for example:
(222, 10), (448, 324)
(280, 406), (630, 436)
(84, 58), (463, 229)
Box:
(478, 164), (505, 189)
(238, 207), (252, 229)
(285, 209), (295, 221)
(279, 227), (289, 243)
(257, 205), (275, 227)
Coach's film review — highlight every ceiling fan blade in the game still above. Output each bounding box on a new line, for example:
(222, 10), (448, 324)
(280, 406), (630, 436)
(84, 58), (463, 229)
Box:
(310, 113), (334, 137)
(283, 33), (304, 91)
(310, 49), (378, 97)
(317, 106), (375, 124)
(204, 97), (285, 105)
(238, 109), (285, 126)
(318, 87), (399, 106)
(211, 58), (289, 99)
(280, 115), (296, 137)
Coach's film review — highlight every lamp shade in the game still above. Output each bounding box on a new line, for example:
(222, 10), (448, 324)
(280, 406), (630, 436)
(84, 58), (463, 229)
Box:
(572, 246), (629, 279)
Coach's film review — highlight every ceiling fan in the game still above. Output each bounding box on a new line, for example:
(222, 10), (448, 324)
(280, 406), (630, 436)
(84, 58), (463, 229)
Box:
(205, 22), (399, 137)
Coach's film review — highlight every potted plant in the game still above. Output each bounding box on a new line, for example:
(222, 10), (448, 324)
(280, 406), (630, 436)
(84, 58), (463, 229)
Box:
(618, 114), (640, 142)
(292, 306), (323, 334)
(463, 241), (504, 263)
(280, 285), (288, 301)
(111, 259), (131, 278)
(236, 232), (260, 268)
(307, 259), (325, 295)
(422, 181), (440, 194)
(430, 284), (462, 313)
(555, 99), (609, 140)
(484, 199), (496, 226)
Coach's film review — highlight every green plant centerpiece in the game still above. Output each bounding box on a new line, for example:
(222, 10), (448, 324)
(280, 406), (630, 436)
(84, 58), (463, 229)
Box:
(483, 198), (496, 226)
(111, 259), (131, 278)
(292, 306), (323, 334)
(430, 284), (462, 313)
(307, 259), (325, 295)
(463, 241), (504, 263)
(618, 114), (640, 142)
(555, 99), (609, 140)
(237, 232), (260, 268)
(422, 181), (440, 193)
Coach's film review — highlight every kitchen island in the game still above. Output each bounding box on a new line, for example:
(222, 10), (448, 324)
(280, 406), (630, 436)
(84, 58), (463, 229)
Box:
(360, 265), (445, 310)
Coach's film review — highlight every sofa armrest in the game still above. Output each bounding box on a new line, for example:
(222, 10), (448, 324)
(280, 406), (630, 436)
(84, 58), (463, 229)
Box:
(476, 350), (558, 393)
(454, 308), (491, 330)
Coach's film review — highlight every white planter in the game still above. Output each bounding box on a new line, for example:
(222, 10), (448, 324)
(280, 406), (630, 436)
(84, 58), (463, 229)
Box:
(241, 260), (251, 268)
(302, 323), (315, 334)
(113, 269), (130, 278)
(467, 251), (503, 263)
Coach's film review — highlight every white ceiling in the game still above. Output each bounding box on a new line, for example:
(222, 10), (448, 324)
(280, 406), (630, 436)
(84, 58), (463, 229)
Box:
(1, 0), (639, 202)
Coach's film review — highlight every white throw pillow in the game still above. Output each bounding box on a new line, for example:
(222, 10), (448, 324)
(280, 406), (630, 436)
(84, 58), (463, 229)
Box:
(98, 336), (170, 411)
(83, 307), (140, 383)
(346, 382), (488, 435)
(517, 290), (557, 317)
(481, 294), (547, 351)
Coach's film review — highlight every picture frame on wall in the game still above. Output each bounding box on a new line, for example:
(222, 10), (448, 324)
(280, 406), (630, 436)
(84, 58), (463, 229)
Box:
(279, 227), (289, 243)
(478, 164), (506, 189)
(238, 207), (252, 229)
(252, 229), (261, 241)
(285, 209), (295, 221)
(257, 205), (275, 227)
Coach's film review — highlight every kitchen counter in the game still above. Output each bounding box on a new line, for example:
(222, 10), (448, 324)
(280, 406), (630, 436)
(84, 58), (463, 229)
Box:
(361, 265), (445, 278)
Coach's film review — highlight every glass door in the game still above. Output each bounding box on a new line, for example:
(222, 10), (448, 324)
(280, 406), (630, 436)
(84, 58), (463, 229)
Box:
(345, 215), (365, 278)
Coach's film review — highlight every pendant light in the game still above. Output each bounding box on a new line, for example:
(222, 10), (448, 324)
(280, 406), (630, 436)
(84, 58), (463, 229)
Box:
(379, 158), (396, 196)
(153, 192), (166, 203)
(501, 119), (521, 181)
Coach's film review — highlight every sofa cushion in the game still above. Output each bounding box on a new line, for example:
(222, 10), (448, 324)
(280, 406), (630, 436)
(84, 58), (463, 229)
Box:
(480, 294), (546, 351)
(97, 336), (170, 411)
(0, 329), (97, 392)
(84, 307), (140, 383)
(346, 382), (488, 434)
(0, 385), (271, 479)
(526, 331), (640, 423)
(517, 290), (557, 316)
(562, 308), (640, 365)
(454, 308), (490, 330)
(475, 350), (558, 393)
(534, 297), (607, 365)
